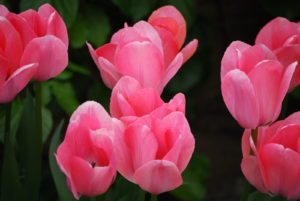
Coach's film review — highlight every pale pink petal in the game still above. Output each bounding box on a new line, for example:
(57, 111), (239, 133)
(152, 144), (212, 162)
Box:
(20, 35), (68, 81)
(241, 129), (251, 157)
(255, 17), (299, 50)
(0, 16), (23, 74)
(148, 5), (186, 48)
(134, 160), (182, 194)
(275, 46), (300, 89)
(0, 63), (37, 103)
(162, 112), (195, 172)
(133, 21), (163, 54)
(272, 62), (296, 120)
(95, 43), (117, 64)
(69, 157), (116, 198)
(259, 142), (300, 199)
(0, 5), (8, 17)
(151, 93), (186, 118)
(181, 39), (198, 63)
(241, 156), (267, 193)
(159, 52), (183, 93)
(221, 69), (259, 129)
(110, 76), (142, 118)
(124, 122), (158, 171)
(111, 26), (148, 47)
(115, 41), (164, 89)
(221, 41), (251, 80)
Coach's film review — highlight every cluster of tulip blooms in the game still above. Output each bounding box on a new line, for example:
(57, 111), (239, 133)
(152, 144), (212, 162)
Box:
(221, 18), (300, 199)
(55, 5), (198, 199)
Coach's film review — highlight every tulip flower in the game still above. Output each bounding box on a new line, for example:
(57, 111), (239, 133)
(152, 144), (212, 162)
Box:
(87, 5), (197, 93)
(242, 111), (300, 200)
(56, 101), (117, 199)
(221, 41), (296, 129)
(110, 76), (185, 124)
(0, 4), (68, 103)
(256, 17), (300, 89)
(113, 111), (195, 194)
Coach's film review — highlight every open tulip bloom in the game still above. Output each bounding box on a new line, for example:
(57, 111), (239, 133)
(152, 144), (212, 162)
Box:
(242, 112), (300, 200)
(221, 41), (296, 129)
(87, 6), (198, 94)
(0, 4), (68, 103)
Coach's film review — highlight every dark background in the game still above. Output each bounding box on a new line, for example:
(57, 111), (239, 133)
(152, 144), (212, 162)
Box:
(1, 0), (300, 200)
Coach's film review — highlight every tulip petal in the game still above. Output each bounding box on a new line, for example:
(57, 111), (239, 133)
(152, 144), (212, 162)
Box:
(0, 5), (8, 17)
(181, 39), (198, 63)
(221, 69), (259, 129)
(98, 57), (121, 88)
(134, 160), (182, 194)
(19, 9), (44, 36)
(0, 63), (37, 103)
(0, 16), (23, 74)
(248, 60), (288, 125)
(221, 41), (250, 80)
(148, 5), (186, 48)
(162, 112), (195, 172)
(276, 46), (300, 89)
(255, 17), (299, 50)
(20, 35), (68, 81)
(124, 122), (158, 171)
(69, 156), (115, 198)
(259, 143), (300, 199)
(241, 156), (267, 193)
(159, 52), (183, 93)
(95, 43), (117, 64)
(115, 41), (164, 88)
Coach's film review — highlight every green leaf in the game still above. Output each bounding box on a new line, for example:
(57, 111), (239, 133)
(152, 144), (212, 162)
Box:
(52, 0), (79, 27)
(55, 70), (73, 81)
(69, 12), (89, 48)
(247, 191), (295, 201)
(20, 0), (50, 11)
(42, 107), (53, 143)
(68, 61), (91, 76)
(170, 152), (210, 201)
(51, 81), (80, 115)
(49, 120), (76, 201)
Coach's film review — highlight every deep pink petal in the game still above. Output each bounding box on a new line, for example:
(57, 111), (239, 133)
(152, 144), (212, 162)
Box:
(221, 69), (259, 129)
(181, 39), (198, 63)
(134, 160), (182, 194)
(115, 41), (164, 88)
(255, 17), (299, 50)
(95, 43), (117, 64)
(19, 9), (44, 36)
(275, 45), (300, 89)
(6, 13), (36, 46)
(20, 35), (68, 81)
(0, 63), (37, 103)
(159, 52), (183, 93)
(221, 41), (251, 80)
(0, 16), (23, 74)
(148, 5), (186, 48)
(248, 60), (289, 125)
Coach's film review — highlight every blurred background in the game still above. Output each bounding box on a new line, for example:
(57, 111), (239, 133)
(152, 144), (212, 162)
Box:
(1, 0), (300, 200)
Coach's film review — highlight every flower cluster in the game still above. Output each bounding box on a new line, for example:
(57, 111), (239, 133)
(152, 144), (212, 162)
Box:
(56, 6), (197, 199)
(0, 4), (68, 103)
(221, 17), (300, 199)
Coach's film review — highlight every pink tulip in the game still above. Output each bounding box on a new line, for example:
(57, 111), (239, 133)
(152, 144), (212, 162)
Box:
(110, 76), (185, 124)
(113, 111), (195, 194)
(221, 41), (296, 129)
(256, 17), (300, 89)
(242, 111), (300, 200)
(87, 6), (197, 93)
(0, 4), (68, 103)
(56, 101), (117, 199)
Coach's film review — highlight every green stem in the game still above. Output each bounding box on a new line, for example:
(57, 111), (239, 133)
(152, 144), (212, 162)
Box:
(34, 82), (43, 201)
(150, 194), (157, 201)
(138, 188), (145, 201)
(240, 180), (251, 201)
(4, 103), (11, 141)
